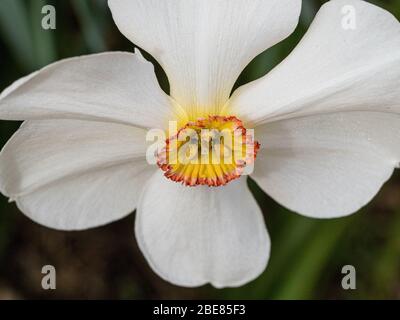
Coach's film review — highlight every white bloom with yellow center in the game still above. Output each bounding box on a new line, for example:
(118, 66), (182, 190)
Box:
(0, 0), (400, 288)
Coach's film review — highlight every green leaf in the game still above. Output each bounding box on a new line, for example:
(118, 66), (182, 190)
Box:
(0, 0), (35, 70)
(29, 0), (57, 67)
(272, 218), (352, 299)
(371, 211), (400, 297)
(71, 0), (107, 52)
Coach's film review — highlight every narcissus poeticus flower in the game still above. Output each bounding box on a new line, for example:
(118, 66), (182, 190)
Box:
(0, 0), (399, 288)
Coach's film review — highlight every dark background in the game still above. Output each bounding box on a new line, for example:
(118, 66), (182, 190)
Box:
(0, 0), (399, 299)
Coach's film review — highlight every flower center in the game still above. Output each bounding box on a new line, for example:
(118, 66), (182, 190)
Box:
(157, 115), (260, 187)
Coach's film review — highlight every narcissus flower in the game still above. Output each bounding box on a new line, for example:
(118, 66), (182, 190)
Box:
(0, 0), (400, 288)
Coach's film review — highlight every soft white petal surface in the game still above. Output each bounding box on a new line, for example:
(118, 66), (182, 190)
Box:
(229, 0), (400, 125)
(252, 112), (400, 218)
(108, 0), (301, 116)
(0, 52), (175, 129)
(0, 119), (155, 230)
(17, 161), (154, 231)
(136, 173), (270, 288)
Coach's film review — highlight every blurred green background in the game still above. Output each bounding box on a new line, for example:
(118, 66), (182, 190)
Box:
(0, 0), (400, 299)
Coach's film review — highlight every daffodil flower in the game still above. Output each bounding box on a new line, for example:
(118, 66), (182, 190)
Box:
(0, 0), (399, 288)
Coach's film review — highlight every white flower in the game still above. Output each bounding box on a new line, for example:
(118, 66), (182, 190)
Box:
(0, 0), (399, 288)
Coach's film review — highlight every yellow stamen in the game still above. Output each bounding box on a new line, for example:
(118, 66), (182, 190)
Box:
(157, 115), (260, 187)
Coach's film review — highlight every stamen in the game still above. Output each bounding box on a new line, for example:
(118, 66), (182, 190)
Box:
(157, 116), (260, 187)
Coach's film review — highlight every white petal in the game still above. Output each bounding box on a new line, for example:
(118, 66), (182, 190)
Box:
(229, 0), (400, 125)
(0, 119), (155, 230)
(0, 72), (38, 99)
(0, 119), (149, 197)
(136, 173), (270, 288)
(252, 112), (399, 218)
(17, 161), (154, 231)
(108, 0), (301, 116)
(0, 52), (176, 129)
